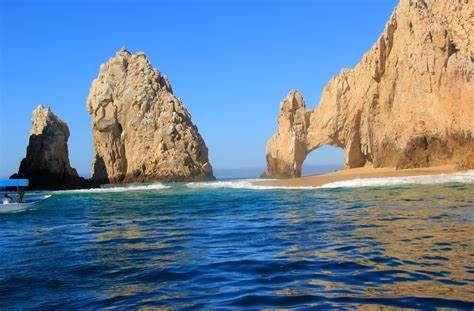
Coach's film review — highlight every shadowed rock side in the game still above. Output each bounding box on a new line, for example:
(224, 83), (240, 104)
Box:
(87, 49), (214, 184)
(12, 105), (88, 190)
(266, 0), (474, 178)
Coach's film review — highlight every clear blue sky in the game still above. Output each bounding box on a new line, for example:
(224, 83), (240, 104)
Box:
(0, 0), (398, 178)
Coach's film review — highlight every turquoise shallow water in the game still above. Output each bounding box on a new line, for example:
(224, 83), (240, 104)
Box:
(1, 181), (473, 309)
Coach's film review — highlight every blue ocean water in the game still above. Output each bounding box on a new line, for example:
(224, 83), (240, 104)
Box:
(1, 181), (473, 309)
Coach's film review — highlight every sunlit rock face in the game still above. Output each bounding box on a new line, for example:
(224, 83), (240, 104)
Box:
(266, 0), (474, 178)
(266, 91), (308, 178)
(13, 105), (86, 190)
(87, 49), (214, 184)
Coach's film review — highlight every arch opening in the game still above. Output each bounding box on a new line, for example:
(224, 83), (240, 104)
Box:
(301, 145), (344, 176)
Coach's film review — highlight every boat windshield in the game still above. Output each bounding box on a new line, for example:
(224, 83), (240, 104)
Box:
(0, 179), (29, 189)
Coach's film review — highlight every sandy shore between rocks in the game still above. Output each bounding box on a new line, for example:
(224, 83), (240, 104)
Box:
(254, 165), (463, 188)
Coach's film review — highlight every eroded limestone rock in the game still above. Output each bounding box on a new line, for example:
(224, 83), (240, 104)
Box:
(13, 105), (86, 189)
(87, 49), (214, 183)
(266, 91), (308, 178)
(266, 0), (474, 178)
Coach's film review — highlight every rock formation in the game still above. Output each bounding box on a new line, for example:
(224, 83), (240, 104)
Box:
(13, 105), (87, 190)
(266, 0), (474, 178)
(87, 49), (214, 183)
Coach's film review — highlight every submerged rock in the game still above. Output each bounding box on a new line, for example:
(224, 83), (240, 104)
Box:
(12, 105), (87, 190)
(266, 0), (474, 178)
(87, 49), (214, 183)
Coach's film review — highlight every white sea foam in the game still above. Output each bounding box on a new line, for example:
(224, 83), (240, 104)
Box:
(57, 183), (170, 194)
(186, 171), (474, 190)
(186, 179), (316, 190)
(319, 170), (474, 189)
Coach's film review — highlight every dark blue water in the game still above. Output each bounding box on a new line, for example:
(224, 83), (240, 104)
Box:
(1, 182), (473, 309)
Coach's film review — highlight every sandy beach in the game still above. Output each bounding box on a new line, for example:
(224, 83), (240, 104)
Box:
(254, 165), (463, 188)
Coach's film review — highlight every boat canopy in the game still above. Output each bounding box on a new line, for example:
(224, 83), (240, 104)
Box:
(0, 179), (29, 188)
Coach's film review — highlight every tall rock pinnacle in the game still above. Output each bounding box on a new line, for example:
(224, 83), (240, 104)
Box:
(86, 49), (214, 183)
(266, 0), (474, 178)
(13, 105), (86, 189)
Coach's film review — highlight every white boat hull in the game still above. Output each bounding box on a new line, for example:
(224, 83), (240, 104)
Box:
(0, 195), (51, 213)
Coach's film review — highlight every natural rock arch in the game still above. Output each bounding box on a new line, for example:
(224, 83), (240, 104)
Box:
(265, 90), (364, 179)
(265, 0), (474, 178)
(301, 145), (344, 176)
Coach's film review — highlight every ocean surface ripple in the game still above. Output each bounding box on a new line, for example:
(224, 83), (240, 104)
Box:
(1, 181), (473, 309)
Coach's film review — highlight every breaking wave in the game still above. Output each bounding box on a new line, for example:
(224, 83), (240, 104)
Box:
(57, 183), (170, 194)
(186, 171), (474, 190)
(186, 179), (315, 190)
(320, 170), (474, 188)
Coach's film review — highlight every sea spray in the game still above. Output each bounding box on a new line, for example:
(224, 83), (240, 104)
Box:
(56, 182), (170, 194)
(186, 170), (474, 190)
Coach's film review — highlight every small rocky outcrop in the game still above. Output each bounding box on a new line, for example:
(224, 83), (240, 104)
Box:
(87, 49), (214, 183)
(266, 0), (474, 178)
(12, 105), (87, 190)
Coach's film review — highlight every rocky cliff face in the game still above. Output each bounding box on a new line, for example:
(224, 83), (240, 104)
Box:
(13, 105), (86, 189)
(87, 49), (214, 183)
(266, 0), (474, 178)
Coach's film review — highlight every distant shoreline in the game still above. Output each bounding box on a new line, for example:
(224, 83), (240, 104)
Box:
(254, 165), (464, 188)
